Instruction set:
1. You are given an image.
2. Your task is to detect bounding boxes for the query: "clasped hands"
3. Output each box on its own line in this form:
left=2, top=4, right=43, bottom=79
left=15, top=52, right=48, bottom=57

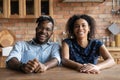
left=77, top=63, right=100, bottom=74
left=21, top=58, right=47, bottom=73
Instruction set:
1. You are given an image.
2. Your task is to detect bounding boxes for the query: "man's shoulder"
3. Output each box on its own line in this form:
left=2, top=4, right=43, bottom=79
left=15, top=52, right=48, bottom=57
left=15, top=40, right=32, bottom=45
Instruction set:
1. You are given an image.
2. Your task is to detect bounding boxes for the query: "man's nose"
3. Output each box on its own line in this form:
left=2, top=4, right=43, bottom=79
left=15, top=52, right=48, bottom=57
left=41, top=29, right=47, bottom=33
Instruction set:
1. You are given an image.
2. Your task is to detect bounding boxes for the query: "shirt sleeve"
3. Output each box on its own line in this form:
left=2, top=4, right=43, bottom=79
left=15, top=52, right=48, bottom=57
left=50, top=43, right=61, bottom=65
left=96, top=39, right=103, bottom=48
left=6, top=41, right=24, bottom=62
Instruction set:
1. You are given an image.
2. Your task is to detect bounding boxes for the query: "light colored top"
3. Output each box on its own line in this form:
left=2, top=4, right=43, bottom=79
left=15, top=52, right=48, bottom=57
left=6, top=39, right=61, bottom=64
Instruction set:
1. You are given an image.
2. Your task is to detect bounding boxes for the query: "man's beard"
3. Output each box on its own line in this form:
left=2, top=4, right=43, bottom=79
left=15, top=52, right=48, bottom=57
left=34, top=36, right=50, bottom=44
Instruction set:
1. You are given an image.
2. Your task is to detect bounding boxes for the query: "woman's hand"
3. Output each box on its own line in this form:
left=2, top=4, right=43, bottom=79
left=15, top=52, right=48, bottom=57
left=79, top=63, right=100, bottom=74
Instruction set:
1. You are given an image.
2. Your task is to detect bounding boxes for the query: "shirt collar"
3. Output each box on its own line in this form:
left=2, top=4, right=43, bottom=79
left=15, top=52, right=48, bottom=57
left=30, top=38, right=52, bottom=48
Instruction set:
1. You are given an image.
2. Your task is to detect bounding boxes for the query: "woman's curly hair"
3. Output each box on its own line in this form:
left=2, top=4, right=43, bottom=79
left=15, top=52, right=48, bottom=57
left=66, top=14, right=96, bottom=39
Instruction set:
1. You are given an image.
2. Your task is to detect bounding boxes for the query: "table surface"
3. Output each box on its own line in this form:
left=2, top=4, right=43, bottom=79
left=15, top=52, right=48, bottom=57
left=0, top=65, right=120, bottom=80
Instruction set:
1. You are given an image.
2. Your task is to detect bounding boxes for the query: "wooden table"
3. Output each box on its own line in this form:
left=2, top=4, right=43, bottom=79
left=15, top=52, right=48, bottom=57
left=0, top=65, right=120, bottom=80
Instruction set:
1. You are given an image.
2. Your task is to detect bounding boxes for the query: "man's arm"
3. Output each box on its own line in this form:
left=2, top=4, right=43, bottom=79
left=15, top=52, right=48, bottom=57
left=7, top=58, right=38, bottom=73
left=44, top=58, right=59, bottom=70
left=34, top=58, right=58, bottom=73
left=6, top=57, right=22, bottom=70
left=34, top=43, right=61, bottom=73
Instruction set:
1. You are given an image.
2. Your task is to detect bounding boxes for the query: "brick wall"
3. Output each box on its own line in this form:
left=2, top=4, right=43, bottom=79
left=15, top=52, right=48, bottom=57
left=53, top=0, right=120, bottom=41
left=0, top=0, right=120, bottom=42
left=0, top=19, right=36, bottom=42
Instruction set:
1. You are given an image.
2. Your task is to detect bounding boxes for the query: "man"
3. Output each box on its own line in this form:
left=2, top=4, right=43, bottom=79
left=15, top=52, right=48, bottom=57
left=6, top=15, right=61, bottom=73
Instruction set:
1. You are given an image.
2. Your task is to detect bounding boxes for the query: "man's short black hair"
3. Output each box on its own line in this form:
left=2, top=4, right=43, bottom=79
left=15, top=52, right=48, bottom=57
left=36, top=15, right=54, bottom=26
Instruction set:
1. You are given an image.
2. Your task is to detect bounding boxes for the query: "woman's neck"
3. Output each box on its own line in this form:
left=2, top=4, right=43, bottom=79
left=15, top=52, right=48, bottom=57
left=77, top=38, right=88, bottom=48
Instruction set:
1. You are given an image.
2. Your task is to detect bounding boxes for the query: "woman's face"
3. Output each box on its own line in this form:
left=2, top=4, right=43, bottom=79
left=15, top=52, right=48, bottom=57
left=73, top=18, right=90, bottom=39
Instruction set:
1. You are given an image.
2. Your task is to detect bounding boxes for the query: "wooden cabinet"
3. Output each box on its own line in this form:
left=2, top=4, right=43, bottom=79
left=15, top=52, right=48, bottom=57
left=107, top=47, right=120, bottom=64
left=0, top=0, right=53, bottom=18
left=0, top=48, right=6, bottom=68
left=98, top=47, right=120, bottom=64
left=0, top=56, right=6, bottom=68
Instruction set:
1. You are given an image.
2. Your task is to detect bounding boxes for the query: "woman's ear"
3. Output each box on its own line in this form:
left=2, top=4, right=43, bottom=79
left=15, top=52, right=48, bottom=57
left=88, top=26, right=90, bottom=32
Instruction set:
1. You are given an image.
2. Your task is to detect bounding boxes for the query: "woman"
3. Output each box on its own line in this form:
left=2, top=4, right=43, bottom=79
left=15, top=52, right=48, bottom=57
left=61, top=14, right=115, bottom=74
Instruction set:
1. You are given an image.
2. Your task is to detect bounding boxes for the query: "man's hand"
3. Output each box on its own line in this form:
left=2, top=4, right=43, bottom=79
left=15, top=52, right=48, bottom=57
left=21, top=59, right=38, bottom=73
left=21, top=58, right=48, bottom=73
left=34, top=59, right=47, bottom=73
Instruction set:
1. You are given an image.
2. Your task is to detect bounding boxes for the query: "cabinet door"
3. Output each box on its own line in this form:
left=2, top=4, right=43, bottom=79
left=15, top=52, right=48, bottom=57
left=0, top=0, right=3, bottom=17
left=0, top=0, right=53, bottom=18
left=0, top=0, right=8, bottom=18
left=8, top=0, right=19, bottom=18
left=0, top=56, right=7, bottom=68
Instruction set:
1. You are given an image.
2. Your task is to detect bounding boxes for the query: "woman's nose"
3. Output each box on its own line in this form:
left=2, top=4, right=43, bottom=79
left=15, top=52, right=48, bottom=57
left=78, top=26, right=83, bottom=30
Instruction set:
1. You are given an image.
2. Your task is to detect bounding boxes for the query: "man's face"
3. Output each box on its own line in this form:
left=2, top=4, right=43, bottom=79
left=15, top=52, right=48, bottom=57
left=35, top=21, right=53, bottom=44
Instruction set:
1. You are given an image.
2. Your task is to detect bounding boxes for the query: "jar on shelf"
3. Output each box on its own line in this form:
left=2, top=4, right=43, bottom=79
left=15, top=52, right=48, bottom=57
left=115, top=34, right=120, bottom=47
left=105, top=36, right=110, bottom=47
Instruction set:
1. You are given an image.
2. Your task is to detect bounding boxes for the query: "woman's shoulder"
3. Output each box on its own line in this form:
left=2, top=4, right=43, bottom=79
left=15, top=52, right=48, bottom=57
left=62, top=38, right=75, bottom=45
left=15, top=41, right=26, bottom=45
left=90, top=39, right=103, bottom=47
left=90, top=39, right=101, bottom=42
left=91, top=39, right=102, bottom=43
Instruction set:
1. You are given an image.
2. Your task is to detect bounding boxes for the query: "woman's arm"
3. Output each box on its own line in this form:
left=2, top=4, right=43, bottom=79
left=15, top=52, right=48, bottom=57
left=61, top=41, right=83, bottom=70
left=78, top=44, right=115, bottom=74
left=96, top=44, right=116, bottom=70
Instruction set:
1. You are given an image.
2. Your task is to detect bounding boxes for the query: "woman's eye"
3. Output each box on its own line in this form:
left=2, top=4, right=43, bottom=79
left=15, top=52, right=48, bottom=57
left=74, top=25, right=79, bottom=28
left=82, top=25, right=85, bottom=27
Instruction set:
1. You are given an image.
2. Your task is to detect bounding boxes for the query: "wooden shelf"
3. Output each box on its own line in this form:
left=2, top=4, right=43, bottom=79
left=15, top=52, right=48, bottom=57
left=107, top=47, right=120, bottom=51
left=62, top=0, right=105, bottom=2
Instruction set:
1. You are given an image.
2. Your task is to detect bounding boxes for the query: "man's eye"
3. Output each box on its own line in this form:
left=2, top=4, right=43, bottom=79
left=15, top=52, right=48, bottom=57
left=37, top=27, right=42, bottom=29
left=46, top=28, right=52, bottom=31
left=37, top=26, right=52, bottom=31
